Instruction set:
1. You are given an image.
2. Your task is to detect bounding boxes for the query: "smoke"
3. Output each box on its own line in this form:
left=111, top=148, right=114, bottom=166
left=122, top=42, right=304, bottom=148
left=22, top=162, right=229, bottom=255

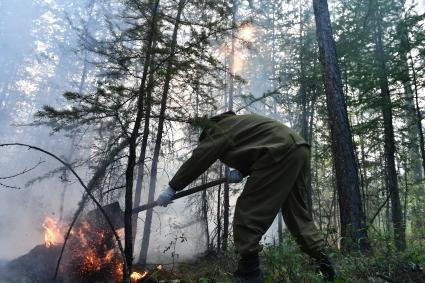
left=0, top=145, right=84, bottom=261
left=0, top=0, right=286, bottom=272
left=132, top=164, right=209, bottom=264
left=0, top=0, right=92, bottom=263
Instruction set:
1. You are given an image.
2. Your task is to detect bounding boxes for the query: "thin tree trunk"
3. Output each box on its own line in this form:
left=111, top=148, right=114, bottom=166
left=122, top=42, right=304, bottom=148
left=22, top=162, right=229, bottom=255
left=202, top=173, right=210, bottom=249
left=314, top=135, right=323, bottom=230
left=222, top=0, right=238, bottom=252
left=132, top=48, right=157, bottom=249
left=217, top=165, right=222, bottom=252
left=306, top=95, right=316, bottom=217
left=298, top=0, right=313, bottom=216
left=373, top=1, right=405, bottom=251
left=312, top=0, right=369, bottom=251
left=352, top=113, right=367, bottom=222
left=123, top=0, right=161, bottom=275
left=299, top=1, right=308, bottom=142
left=360, top=126, right=369, bottom=219
left=222, top=170, right=230, bottom=250
left=331, top=165, right=338, bottom=245
left=398, top=19, right=424, bottom=238
left=271, top=2, right=279, bottom=120
left=269, top=2, right=284, bottom=241
left=408, top=51, right=425, bottom=236
left=139, top=0, right=185, bottom=265
left=408, top=51, right=425, bottom=174
left=402, top=153, right=409, bottom=230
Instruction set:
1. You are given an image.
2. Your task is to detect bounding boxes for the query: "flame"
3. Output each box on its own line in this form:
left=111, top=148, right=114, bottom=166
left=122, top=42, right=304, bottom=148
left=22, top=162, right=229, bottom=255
left=42, top=217, right=63, bottom=247
left=61, top=219, right=124, bottom=281
left=131, top=271, right=148, bottom=282
left=41, top=215, right=126, bottom=281
left=104, top=249, right=114, bottom=262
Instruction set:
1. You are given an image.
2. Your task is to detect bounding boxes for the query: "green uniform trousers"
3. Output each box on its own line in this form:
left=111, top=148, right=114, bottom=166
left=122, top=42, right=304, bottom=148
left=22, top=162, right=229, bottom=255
left=233, top=145, right=324, bottom=258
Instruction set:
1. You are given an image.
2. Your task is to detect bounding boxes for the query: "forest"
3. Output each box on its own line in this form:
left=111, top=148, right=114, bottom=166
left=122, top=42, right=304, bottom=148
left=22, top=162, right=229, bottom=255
left=0, top=0, right=424, bottom=282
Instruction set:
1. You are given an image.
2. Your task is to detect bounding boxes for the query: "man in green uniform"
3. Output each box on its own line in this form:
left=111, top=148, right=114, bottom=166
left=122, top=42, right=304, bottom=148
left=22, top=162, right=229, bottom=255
left=156, top=111, right=337, bottom=282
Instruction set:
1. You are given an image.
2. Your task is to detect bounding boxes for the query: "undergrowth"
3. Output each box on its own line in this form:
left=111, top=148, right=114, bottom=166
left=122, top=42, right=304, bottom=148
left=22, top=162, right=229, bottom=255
left=150, top=232, right=425, bottom=283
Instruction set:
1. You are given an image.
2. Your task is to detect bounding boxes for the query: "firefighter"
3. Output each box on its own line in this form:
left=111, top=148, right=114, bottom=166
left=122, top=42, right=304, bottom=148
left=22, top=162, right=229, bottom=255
left=156, top=111, right=337, bottom=282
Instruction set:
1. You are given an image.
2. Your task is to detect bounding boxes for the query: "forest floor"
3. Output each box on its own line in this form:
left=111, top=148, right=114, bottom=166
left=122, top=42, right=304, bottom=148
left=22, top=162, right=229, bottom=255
left=0, top=234, right=423, bottom=282
left=140, top=235, right=425, bottom=283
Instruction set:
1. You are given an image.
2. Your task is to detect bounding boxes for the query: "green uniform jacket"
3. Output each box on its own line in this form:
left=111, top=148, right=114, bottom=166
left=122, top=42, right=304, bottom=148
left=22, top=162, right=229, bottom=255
left=169, top=114, right=308, bottom=191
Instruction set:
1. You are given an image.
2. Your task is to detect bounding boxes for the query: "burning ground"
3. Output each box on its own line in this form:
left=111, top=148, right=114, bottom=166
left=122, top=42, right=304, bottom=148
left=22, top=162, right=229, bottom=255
left=0, top=193, right=423, bottom=283
left=0, top=215, right=424, bottom=283
left=0, top=215, right=167, bottom=283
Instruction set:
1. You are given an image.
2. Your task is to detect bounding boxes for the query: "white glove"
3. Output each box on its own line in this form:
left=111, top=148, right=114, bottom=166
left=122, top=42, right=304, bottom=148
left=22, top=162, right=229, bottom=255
left=227, top=169, right=244, bottom=183
left=156, top=186, right=176, bottom=207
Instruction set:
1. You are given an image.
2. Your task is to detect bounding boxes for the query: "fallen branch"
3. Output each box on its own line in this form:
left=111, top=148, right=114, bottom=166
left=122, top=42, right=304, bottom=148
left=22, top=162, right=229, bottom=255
left=0, top=143, right=130, bottom=283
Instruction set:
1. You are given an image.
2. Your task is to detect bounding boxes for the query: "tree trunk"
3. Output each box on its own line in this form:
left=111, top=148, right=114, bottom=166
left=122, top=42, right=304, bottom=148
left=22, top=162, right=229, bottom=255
left=132, top=47, right=157, bottom=249
left=123, top=0, right=161, bottom=275
left=312, top=0, right=369, bottom=251
left=217, top=165, right=222, bottom=252
left=314, top=133, right=323, bottom=230
left=201, top=173, right=210, bottom=249
left=271, top=2, right=279, bottom=120
left=359, top=124, right=369, bottom=219
left=398, top=19, right=424, bottom=238
left=222, top=0, right=238, bottom=252
left=408, top=51, right=425, bottom=174
left=222, top=172, right=230, bottom=251
left=408, top=52, right=425, bottom=236
left=298, top=0, right=313, bottom=216
left=373, top=2, right=405, bottom=251
left=402, top=152, right=409, bottom=231
left=138, top=0, right=185, bottom=265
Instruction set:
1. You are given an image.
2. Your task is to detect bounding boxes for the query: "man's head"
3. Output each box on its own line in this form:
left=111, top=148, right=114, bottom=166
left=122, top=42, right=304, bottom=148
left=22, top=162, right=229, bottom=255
left=191, top=111, right=236, bottom=141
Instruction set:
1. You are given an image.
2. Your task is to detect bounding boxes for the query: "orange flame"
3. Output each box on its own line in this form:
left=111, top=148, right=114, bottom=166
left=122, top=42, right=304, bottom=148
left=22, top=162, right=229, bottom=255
left=40, top=215, right=127, bottom=281
left=42, top=217, right=63, bottom=247
left=130, top=271, right=148, bottom=282
left=64, top=219, right=125, bottom=281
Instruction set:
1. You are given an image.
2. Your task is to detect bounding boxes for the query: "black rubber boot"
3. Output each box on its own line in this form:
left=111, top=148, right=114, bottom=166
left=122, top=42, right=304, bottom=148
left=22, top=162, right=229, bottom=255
left=312, top=251, right=338, bottom=282
left=233, top=254, right=264, bottom=283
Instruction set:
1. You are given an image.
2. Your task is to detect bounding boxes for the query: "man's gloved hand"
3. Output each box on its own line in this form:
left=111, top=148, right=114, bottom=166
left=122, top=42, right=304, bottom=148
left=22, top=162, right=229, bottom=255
left=227, top=169, right=244, bottom=183
left=156, top=186, right=176, bottom=207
